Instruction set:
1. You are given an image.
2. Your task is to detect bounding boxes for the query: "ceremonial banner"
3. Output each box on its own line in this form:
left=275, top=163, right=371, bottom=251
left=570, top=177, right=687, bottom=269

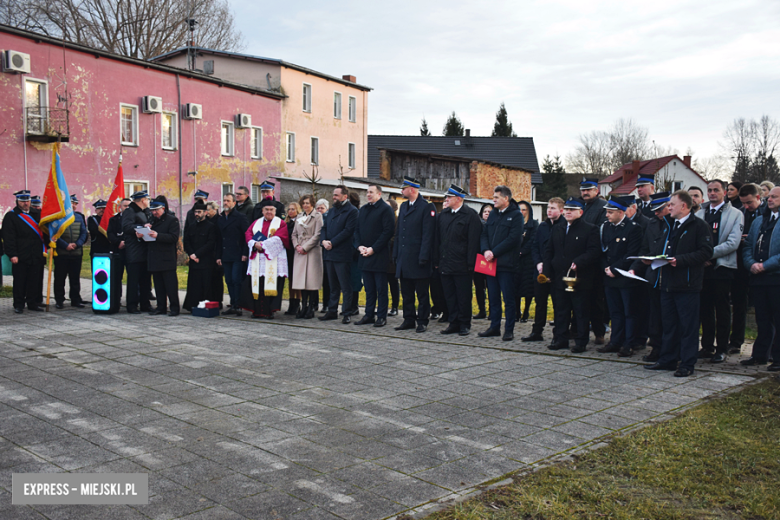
left=39, top=143, right=74, bottom=246
left=99, top=162, right=125, bottom=236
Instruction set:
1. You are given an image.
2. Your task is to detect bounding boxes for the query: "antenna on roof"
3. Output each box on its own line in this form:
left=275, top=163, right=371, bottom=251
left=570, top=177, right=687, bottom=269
left=186, top=18, right=198, bottom=71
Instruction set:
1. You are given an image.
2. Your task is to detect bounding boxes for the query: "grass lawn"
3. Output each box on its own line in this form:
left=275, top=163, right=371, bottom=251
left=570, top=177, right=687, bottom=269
left=417, top=377, right=780, bottom=520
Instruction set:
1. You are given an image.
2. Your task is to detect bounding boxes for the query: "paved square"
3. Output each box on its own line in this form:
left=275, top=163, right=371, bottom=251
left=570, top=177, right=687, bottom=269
left=0, top=288, right=756, bottom=519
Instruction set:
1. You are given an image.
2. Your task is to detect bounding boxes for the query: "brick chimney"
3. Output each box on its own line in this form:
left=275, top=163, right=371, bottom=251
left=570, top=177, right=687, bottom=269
left=632, top=160, right=641, bottom=177
left=683, top=155, right=692, bottom=168
left=465, top=129, right=471, bottom=137
left=342, top=75, right=356, bottom=83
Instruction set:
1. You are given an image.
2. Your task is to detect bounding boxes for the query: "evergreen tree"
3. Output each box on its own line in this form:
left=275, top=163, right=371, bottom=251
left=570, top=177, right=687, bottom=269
left=537, top=155, right=568, bottom=201
left=442, top=112, right=465, bottom=137
left=732, top=153, right=752, bottom=184
left=491, top=102, right=517, bottom=137
left=420, top=117, right=431, bottom=136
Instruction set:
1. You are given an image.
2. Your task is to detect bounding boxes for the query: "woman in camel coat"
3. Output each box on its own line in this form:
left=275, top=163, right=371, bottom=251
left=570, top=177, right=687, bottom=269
left=291, top=194, right=323, bottom=318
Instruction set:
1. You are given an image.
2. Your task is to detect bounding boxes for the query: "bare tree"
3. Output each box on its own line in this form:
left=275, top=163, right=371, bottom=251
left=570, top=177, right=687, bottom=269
left=565, top=130, right=613, bottom=175
left=1, top=0, right=244, bottom=59
left=609, top=118, right=650, bottom=168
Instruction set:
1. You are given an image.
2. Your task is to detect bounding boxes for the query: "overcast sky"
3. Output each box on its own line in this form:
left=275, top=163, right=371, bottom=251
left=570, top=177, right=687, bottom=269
left=231, top=0, right=780, bottom=166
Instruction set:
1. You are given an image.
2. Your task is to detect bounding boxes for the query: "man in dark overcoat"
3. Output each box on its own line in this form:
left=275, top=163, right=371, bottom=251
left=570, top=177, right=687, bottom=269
left=354, top=184, right=395, bottom=327
left=319, top=185, right=359, bottom=324
left=578, top=177, right=608, bottom=345
left=543, top=197, right=601, bottom=353
left=393, top=176, right=437, bottom=333
left=218, top=193, right=249, bottom=316
left=2, top=190, right=46, bottom=313
left=183, top=201, right=217, bottom=311
left=435, top=185, right=482, bottom=336
left=146, top=200, right=181, bottom=316
left=122, top=190, right=153, bottom=314
left=107, top=198, right=130, bottom=311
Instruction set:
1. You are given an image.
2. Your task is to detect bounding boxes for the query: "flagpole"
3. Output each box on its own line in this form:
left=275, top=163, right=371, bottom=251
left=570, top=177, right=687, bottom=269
left=44, top=141, right=60, bottom=312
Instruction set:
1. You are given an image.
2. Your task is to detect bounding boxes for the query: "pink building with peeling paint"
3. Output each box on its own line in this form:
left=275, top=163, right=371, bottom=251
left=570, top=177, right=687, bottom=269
left=0, top=25, right=283, bottom=220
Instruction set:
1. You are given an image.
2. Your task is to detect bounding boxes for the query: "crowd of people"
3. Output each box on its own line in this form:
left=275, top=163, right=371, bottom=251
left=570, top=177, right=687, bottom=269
left=2, top=176, right=779, bottom=377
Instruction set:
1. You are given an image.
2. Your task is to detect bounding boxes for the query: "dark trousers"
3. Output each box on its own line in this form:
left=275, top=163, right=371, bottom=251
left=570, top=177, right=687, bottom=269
left=749, top=284, right=780, bottom=363
left=321, top=264, right=330, bottom=310
left=36, top=262, right=45, bottom=305
left=605, top=286, right=635, bottom=348
left=473, top=272, right=487, bottom=313
left=553, top=288, right=590, bottom=348
left=632, top=284, right=650, bottom=346
left=532, top=278, right=553, bottom=335
left=388, top=275, right=399, bottom=309
left=700, top=277, right=732, bottom=354
left=589, top=277, right=607, bottom=338
left=430, top=268, right=446, bottom=315
left=441, top=273, right=473, bottom=331
left=152, top=270, right=180, bottom=313
left=126, top=261, right=152, bottom=311
left=110, top=255, right=124, bottom=311
left=658, top=291, right=700, bottom=371
left=184, top=268, right=213, bottom=311
left=730, top=270, right=750, bottom=348
left=400, top=277, right=430, bottom=325
left=12, top=260, right=43, bottom=309
left=53, top=255, right=83, bottom=305
left=325, top=260, right=352, bottom=314
left=487, top=270, right=516, bottom=333
left=223, top=261, right=244, bottom=308
left=363, top=270, right=388, bottom=319
left=648, top=288, right=663, bottom=348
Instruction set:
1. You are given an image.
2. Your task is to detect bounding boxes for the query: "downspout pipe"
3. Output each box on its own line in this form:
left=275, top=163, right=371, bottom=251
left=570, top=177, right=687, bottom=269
left=176, top=74, right=183, bottom=224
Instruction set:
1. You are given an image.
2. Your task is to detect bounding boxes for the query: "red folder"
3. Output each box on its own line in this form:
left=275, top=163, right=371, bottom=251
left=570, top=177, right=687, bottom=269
left=204, top=301, right=219, bottom=309
left=474, top=254, right=496, bottom=276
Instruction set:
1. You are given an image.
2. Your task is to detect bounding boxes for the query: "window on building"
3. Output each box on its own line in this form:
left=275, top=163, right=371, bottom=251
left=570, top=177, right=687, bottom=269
left=251, top=184, right=261, bottom=202
left=348, top=142, right=356, bottom=169
left=348, top=96, right=356, bottom=122
left=333, top=92, right=342, bottom=119
left=302, top=83, right=312, bottom=112
left=161, top=112, right=176, bottom=150
left=286, top=132, right=295, bottom=162
left=221, top=121, right=234, bottom=156
left=251, top=127, right=263, bottom=159
left=311, top=137, right=319, bottom=165
left=25, top=79, right=48, bottom=134
left=222, top=183, right=234, bottom=198
left=124, top=181, right=148, bottom=196
left=120, top=104, right=138, bottom=146
left=672, top=181, right=683, bottom=192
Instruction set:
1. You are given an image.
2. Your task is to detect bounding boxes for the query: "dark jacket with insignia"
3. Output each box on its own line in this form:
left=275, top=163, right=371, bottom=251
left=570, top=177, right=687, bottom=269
left=121, top=202, right=150, bottom=264
left=355, top=198, right=395, bottom=272
left=581, top=197, right=608, bottom=226
left=147, top=211, right=180, bottom=272
left=650, top=214, right=713, bottom=292
left=184, top=218, right=217, bottom=270
left=628, top=212, right=652, bottom=232
left=87, top=215, right=112, bottom=255
left=600, top=217, right=643, bottom=288
left=107, top=212, right=125, bottom=259
left=394, top=197, right=436, bottom=279
left=543, top=217, right=601, bottom=291
left=321, top=200, right=358, bottom=263
left=217, top=209, right=250, bottom=263
left=480, top=201, right=523, bottom=272
left=434, top=204, right=482, bottom=275
left=2, top=207, right=45, bottom=264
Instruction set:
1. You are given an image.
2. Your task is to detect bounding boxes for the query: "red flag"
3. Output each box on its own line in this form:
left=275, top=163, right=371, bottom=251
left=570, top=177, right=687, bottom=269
left=99, top=162, right=125, bottom=236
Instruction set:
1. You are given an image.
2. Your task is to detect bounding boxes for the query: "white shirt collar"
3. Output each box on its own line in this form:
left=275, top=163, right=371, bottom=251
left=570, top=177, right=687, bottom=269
left=675, top=213, right=691, bottom=226
left=710, top=201, right=725, bottom=212
left=451, top=205, right=461, bottom=213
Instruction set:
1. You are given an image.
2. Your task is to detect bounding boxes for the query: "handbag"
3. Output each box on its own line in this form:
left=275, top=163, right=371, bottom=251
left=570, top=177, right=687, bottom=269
left=474, top=254, right=496, bottom=276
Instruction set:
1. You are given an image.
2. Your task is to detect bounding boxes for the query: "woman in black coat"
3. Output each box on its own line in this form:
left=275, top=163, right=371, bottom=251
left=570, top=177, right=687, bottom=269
left=473, top=203, right=492, bottom=319
left=515, top=200, right=538, bottom=322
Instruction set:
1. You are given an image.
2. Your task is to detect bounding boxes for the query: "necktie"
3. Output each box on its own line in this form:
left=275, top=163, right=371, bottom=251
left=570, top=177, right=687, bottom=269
left=673, top=221, right=681, bottom=233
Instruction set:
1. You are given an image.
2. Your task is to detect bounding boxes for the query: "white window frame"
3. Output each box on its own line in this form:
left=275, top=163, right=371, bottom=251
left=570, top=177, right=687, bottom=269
left=671, top=181, right=683, bottom=192
left=251, top=184, right=261, bottom=202
left=222, top=183, right=235, bottom=198
left=286, top=132, right=296, bottom=162
left=24, top=78, right=48, bottom=135
left=161, top=111, right=177, bottom=150
left=250, top=126, right=263, bottom=159
left=333, top=91, right=342, bottom=119
left=120, top=103, right=139, bottom=146
left=302, top=83, right=312, bottom=113
left=310, top=136, right=319, bottom=166
left=348, top=96, right=357, bottom=123
left=348, top=142, right=356, bottom=169
left=221, top=120, right=235, bottom=156
left=124, top=180, right=149, bottom=196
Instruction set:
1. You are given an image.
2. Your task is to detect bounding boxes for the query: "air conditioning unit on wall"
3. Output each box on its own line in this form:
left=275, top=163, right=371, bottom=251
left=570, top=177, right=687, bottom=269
left=184, top=103, right=202, bottom=120
left=236, top=113, right=251, bottom=128
left=2, top=50, right=31, bottom=74
left=143, top=96, right=162, bottom=114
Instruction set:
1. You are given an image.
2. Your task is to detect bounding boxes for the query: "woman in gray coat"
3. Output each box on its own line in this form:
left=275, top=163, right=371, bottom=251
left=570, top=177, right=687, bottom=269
left=291, top=194, right=324, bottom=318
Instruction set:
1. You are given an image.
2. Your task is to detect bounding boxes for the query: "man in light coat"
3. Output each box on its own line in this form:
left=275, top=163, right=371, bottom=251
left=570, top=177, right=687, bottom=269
left=695, top=179, right=744, bottom=363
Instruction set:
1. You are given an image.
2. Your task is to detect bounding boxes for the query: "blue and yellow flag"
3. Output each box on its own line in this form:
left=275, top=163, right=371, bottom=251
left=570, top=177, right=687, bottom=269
left=40, top=143, right=74, bottom=247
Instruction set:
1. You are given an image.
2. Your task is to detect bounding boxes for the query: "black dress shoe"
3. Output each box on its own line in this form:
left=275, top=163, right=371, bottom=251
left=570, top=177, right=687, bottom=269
left=388, top=308, right=398, bottom=316
left=618, top=348, right=633, bottom=358
left=374, top=318, right=387, bottom=327
left=72, top=302, right=85, bottom=308
left=235, top=310, right=243, bottom=317
left=459, top=328, right=470, bottom=336
left=473, top=311, right=486, bottom=320
left=644, top=362, right=677, bottom=371
left=319, top=312, right=338, bottom=321
left=632, top=340, right=648, bottom=351
left=27, top=306, right=44, bottom=312
left=519, top=317, right=528, bottom=323
left=767, top=363, right=780, bottom=372
left=478, top=328, right=500, bottom=338
left=222, top=308, right=237, bottom=315
left=597, top=343, right=621, bottom=353
left=711, top=353, right=727, bottom=364
left=416, top=324, right=427, bottom=333
left=127, top=308, right=141, bottom=314
left=674, top=367, right=694, bottom=377
left=740, top=357, right=767, bottom=366
left=150, top=309, right=166, bottom=316
left=728, top=346, right=741, bottom=355
left=548, top=342, right=569, bottom=350
left=13, top=307, right=23, bottom=314
left=55, top=303, right=65, bottom=309
left=440, top=326, right=459, bottom=335
left=342, top=315, right=351, bottom=324
left=521, top=333, right=543, bottom=342
left=642, top=350, right=660, bottom=362
left=438, top=315, right=449, bottom=323
left=431, top=312, right=442, bottom=320
left=394, top=321, right=416, bottom=331
left=570, top=346, right=586, bottom=353
left=168, top=311, right=179, bottom=317
left=697, top=349, right=715, bottom=359
left=502, top=332, right=514, bottom=341
left=354, top=316, right=375, bottom=325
